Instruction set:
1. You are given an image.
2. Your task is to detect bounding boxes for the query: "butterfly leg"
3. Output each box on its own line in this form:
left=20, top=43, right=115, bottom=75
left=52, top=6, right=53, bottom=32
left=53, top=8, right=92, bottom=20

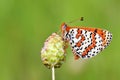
left=72, top=49, right=80, bottom=60
left=63, top=41, right=69, bottom=54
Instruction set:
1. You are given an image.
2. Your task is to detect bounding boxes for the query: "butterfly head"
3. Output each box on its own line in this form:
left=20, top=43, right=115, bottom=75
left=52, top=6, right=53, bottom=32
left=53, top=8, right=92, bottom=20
left=61, top=22, right=67, bottom=31
left=61, top=22, right=70, bottom=32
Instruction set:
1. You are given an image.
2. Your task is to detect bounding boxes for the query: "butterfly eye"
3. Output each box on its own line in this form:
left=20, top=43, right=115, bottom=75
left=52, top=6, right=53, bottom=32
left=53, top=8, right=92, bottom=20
left=61, top=23, right=67, bottom=31
left=63, top=25, right=67, bottom=30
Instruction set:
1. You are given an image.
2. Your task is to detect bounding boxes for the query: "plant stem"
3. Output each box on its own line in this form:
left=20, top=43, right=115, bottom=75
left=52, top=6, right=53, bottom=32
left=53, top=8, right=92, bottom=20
left=52, top=66, right=55, bottom=80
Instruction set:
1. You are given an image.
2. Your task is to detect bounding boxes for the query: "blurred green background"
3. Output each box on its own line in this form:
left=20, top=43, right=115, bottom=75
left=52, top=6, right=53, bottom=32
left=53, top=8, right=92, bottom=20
left=0, top=0, right=120, bottom=80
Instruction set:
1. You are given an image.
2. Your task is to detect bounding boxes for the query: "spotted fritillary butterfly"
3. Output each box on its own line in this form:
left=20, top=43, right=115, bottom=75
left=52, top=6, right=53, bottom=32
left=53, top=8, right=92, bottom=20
left=61, top=23, right=112, bottom=59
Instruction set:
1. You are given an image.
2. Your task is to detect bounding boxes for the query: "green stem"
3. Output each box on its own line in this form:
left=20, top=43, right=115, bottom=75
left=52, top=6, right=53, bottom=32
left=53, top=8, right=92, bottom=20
left=52, top=66, right=55, bottom=80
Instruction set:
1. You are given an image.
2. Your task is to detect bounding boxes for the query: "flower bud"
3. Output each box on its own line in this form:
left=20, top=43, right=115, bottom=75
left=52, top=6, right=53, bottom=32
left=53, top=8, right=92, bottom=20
left=41, top=33, right=66, bottom=69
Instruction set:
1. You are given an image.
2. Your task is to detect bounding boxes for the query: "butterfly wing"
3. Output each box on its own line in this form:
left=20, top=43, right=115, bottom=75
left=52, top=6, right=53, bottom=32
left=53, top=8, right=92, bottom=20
left=63, top=27, right=112, bottom=59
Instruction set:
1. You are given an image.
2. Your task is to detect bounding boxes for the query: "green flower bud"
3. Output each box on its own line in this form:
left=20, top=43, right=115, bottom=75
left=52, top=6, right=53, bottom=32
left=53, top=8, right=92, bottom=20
left=41, top=33, right=66, bottom=69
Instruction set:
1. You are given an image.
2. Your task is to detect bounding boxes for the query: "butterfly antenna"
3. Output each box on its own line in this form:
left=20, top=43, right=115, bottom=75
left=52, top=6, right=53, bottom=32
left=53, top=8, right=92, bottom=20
left=68, top=17, right=84, bottom=24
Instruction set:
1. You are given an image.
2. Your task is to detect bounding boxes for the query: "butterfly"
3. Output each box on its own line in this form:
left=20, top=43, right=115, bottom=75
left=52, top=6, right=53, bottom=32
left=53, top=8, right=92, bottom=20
left=61, top=23, right=112, bottom=60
